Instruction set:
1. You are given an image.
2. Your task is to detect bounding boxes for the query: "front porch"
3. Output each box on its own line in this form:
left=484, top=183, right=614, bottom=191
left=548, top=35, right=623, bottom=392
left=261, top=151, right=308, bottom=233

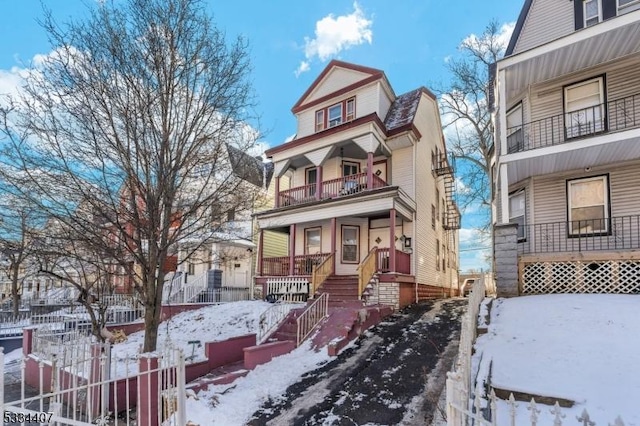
left=494, top=216, right=640, bottom=297
left=255, top=208, right=415, bottom=305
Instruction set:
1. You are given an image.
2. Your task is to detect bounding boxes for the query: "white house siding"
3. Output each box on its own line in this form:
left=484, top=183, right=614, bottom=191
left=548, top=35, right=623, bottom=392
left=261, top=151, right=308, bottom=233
left=292, top=218, right=369, bottom=275
left=512, top=0, right=574, bottom=55
left=391, top=146, right=414, bottom=198
left=528, top=56, right=640, bottom=125
left=296, top=83, right=381, bottom=138
left=531, top=160, right=640, bottom=226
left=305, top=67, right=371, bottom=103
left=410, top=95, right=454, bottom=288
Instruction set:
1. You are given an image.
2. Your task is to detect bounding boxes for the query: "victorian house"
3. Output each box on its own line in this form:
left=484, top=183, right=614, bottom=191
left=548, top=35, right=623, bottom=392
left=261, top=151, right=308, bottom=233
left=254, top=61, right=460, bottom=308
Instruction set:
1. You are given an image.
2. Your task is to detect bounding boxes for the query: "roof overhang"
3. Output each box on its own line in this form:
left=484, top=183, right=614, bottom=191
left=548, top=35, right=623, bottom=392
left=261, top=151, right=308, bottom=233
left=499, top=10, right=640, bottom=99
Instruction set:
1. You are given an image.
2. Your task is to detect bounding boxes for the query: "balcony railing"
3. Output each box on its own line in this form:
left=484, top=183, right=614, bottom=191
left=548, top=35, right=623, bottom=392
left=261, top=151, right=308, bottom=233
left=261, top=253, right=332, bottom=276
left=518, top=215, right=640, bottom=254
left=506, top=92, right=640, bottom=154
left=376, top=248, right=411, bottom=274
left=278, top=173, right=389, bottom=208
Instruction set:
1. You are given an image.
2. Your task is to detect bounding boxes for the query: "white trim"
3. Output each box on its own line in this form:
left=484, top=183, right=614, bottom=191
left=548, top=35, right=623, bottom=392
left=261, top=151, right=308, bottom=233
left=567, top=175, right=610, bottom=235
left=584, top=0, right=602, bottom=27
left=500, top=125, right=640, bottom=164
left=498, top=70, right=508, bottom=157
left=618, top=0, right=640, bottom=11
left=499, top=163, right=510, bottom=224
left=498, top=8, right=640, bottom=69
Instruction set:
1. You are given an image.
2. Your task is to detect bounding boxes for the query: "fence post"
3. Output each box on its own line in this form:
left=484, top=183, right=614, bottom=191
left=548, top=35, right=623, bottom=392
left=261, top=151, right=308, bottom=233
left=175, top=350, right=187, bottom=426
left=138, top=354, right=160, bottom=426
left=88, top=344, right=104, bottom=420
left=22, top=326, right=36, bottom=356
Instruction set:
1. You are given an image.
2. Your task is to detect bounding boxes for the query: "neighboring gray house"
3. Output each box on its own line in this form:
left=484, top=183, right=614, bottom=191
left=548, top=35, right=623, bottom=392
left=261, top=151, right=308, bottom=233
left=492, top=0, right=640, bottom=296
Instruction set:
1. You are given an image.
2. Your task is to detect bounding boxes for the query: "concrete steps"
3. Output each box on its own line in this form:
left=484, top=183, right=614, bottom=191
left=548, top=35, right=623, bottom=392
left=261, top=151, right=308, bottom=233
left=317, top=275, right=360, bottom=301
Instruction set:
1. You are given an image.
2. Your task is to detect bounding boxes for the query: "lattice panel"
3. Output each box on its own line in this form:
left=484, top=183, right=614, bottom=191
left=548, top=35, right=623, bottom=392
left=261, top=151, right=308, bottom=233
left=522, top=259, right=640, bottom=294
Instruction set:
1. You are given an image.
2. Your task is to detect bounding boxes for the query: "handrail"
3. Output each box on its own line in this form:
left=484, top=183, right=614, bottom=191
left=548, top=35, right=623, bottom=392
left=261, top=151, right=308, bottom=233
left=168, top=272, right=207, bottom=304
left=256, top=302, right=297, bottom=344
left=357, top=247, right=378, bottom=299
left=310, top=252, right=334, bottom=297
left=296, top=292, right=329, bottom=346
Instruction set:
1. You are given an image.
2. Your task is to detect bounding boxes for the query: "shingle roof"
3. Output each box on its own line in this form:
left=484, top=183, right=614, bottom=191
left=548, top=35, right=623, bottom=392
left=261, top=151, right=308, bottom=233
left=226, top=144, right=272, bottom=189
left=384, top=89, right=423, bottom=131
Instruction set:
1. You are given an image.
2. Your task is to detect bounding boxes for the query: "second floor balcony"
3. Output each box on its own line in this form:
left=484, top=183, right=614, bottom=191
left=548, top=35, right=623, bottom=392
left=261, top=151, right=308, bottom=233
left=277, top=172, right=389, bottom=208
left=506, top=92, right=640, bottom=154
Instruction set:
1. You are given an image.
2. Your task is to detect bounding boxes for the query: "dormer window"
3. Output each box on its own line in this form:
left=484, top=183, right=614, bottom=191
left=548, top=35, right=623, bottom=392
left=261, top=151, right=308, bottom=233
left=315, top=97, right=356, bottom=132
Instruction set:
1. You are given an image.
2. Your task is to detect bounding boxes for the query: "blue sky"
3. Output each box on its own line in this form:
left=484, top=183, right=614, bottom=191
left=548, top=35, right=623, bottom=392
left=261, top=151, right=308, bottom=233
left=0, top=0, right=523, bottom=273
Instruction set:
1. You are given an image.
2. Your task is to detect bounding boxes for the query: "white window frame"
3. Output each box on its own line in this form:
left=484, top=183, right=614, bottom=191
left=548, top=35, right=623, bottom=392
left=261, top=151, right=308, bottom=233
left=328, top=103, right=343, bottom=128
left=567, top=175, right=609, bottom=236
left=506, top=103, right=524, bottom=153
left=315, top=110, right=325, bottom=132
left=341, top=225, right=359, bottom=263
left=509, top=190, right=526, bottom=241
left=584, top=0, right=602, bottom=27
left=618, top=0, right=640, bottom=11
left=564, top=77, right=605, bottom=139
left=346, top=98, right=355, bottom=121
left=305, top=227, right=322, bottom=255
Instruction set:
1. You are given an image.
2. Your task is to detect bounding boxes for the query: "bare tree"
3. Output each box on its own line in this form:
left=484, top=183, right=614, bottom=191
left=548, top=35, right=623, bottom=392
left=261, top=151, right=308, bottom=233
left=0, top=198, right=39, bottom=318
left=437, top=21, right=509, bottom=229
left=0, top=0, right=260, bottom=351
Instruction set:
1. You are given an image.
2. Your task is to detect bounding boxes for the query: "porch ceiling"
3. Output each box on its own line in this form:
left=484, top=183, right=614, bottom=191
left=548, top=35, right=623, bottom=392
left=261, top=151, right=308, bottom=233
left=504, top=130, right=640, bottom=183
left=502, top=12, right=640, bottom=99
left=287, top=140, right=388, bottom=169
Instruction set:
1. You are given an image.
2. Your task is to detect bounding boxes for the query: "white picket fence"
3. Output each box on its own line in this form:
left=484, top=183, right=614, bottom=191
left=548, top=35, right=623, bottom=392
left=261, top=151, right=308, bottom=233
left=2, top=336, right=187, bottom=425
left=266, top=277, right=309, bottom=302
left=446, top=273, right=627, bottom=425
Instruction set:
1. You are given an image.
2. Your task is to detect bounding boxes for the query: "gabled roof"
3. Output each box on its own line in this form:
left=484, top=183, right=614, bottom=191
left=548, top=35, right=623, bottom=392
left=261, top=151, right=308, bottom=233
left=291, top=60, right=390, bottom=114
left=226, top=144, right=273, bottom=189
left=384, top=87, right=436, bottom=134
left=505, top=0, right=533, bottom=56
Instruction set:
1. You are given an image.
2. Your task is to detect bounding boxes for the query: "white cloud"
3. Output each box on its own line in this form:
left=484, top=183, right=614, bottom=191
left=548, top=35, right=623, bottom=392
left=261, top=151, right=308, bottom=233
left=461, top=22, right=515, bottom=54
left=294, top=61, right=310, bottom=78
left=458, top=227, right=490, bottom=248
left=295, top=2, right=373, bottom=76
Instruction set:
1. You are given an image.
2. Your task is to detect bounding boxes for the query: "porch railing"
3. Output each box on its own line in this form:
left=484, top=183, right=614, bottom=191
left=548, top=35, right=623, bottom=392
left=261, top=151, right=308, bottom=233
left=358, top=247, right=378, bottom=299
left=506, top=92, right=640, bottom=153
left=376, top=248, right=411, bottom=274
left=278, top=173, right=389, bottom=207
left=310, top=253, right=334, bottom=296
left=296, top=292, right=329, bottom=346
left=256, top=302, right=297, bottom=344
left=261, top=253, right=332, bottom=277
left=518, top=215, right=640, bottom=254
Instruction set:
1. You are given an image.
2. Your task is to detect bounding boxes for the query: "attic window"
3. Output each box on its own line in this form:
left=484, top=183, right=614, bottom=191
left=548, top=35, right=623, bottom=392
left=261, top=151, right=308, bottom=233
left=315, top=97, right=356, bottom=132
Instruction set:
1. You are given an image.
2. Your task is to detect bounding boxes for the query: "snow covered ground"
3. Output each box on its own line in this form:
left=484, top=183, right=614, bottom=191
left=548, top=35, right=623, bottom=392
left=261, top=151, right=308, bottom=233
left=110, top=300, right=275, bottom=376
left=184, top=339, right=333, bottom=425
left=473, top=294, right=640, bottom=425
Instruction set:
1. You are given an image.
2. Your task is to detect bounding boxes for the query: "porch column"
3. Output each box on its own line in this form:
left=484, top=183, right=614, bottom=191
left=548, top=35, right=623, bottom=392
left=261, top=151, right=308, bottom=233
left=289, top=224, right=296, bottom=276
left=367, top=152, right=373, bottom=189
left=389, top=209, right=396, bottom=272
left=331, top=217, right=336, bottom=271
left=258, top=229, right=264, bottom=276
left=274, top=176, right=280, bottom=208
left=499, top=163, right=509, bottom=224
left=316, top=166, right=323, bottom=201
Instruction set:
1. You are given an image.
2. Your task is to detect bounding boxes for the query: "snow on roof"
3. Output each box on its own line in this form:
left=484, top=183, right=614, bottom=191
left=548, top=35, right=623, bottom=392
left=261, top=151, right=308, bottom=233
left=383, top=89, right=422, bottom=131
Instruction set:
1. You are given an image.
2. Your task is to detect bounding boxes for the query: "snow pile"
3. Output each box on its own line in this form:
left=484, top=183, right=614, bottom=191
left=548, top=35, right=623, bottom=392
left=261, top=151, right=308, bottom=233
left=184, top=339, right=332, bottom=425
left=474, top=294, right=640, bottom=424
left=111, top=300, right=272, bottom=374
